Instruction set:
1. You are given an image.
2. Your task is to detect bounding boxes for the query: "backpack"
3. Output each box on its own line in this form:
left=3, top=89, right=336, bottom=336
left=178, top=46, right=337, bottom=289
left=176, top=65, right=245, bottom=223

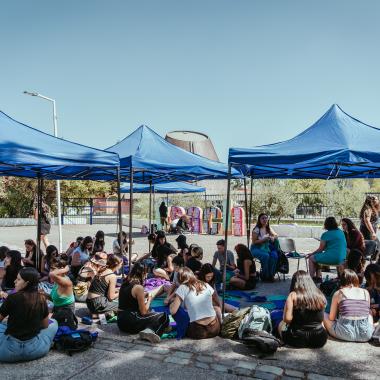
left=220, top=307, right=250, bottom=339
left=52, top=307, right=78, bottom=330
left=241, top=329, right=281, bottom=354
left=276, top=251, right=289, bottom=274
left=238, top=305, right=272, bottom=339
left=54, top=327, right=98, bottom=356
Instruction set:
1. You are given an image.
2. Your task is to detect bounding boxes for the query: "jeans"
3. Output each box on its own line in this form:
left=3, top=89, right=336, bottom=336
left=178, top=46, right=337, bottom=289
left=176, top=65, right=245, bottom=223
left=250, top=245, right=278, bottom=279
left=0, top=319, right=58, bottom=363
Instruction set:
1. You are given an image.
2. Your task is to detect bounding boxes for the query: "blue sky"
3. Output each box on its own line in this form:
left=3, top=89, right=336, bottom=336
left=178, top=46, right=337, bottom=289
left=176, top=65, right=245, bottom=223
left=1, top=0, right=380, bottom=162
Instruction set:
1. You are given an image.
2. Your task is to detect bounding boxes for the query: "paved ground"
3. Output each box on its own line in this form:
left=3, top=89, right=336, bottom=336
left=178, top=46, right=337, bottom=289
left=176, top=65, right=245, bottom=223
left=0, top=224, right=378, bottom=380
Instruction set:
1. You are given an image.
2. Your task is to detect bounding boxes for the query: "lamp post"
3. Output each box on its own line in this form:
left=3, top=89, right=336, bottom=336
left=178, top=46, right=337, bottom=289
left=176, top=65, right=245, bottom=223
left=23, top=91, right=63, bottom=253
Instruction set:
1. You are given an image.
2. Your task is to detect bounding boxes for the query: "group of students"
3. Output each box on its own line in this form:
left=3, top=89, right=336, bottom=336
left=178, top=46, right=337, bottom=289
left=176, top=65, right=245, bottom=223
left=1, top=200, right=380, bottom=363
left=279, top=267, right=378, bottom=348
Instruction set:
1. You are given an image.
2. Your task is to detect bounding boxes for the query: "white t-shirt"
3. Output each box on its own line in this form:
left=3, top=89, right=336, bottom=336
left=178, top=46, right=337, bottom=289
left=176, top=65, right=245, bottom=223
left=175, top=283, right=216, bottom=323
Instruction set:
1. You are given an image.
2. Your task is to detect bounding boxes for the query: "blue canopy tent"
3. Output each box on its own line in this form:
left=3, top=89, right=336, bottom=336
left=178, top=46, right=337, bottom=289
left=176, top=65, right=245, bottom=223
left=120, top=181, right=206, bottom=194
left=107, top=125, right=239, bottom=258
left=220, top=104, right=380, bottom=313
left=0, top=110, right=121, bottom=268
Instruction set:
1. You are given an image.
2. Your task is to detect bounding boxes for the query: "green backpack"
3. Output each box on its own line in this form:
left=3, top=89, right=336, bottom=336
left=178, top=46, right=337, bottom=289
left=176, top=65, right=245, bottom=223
left=220, top=307, right=250, bottom=339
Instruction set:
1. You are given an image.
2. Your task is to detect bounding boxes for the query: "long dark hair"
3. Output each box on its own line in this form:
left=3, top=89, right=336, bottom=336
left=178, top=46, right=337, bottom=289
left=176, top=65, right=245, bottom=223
left=235, top=244, right=252, bottom=262
left=45, top=245, right=58, bottom=269
left=3, top=250, right=23, bottom=288
left=255, top=213, right=271, bottom=234
left=93, top=230, right=105, bottom=253
left=18, top=267, right=46, bottom=317
left=360, top=195, right=379, bottom=220
left=198, top=263, right=215, bottom=288
left=80, top=236, right=93, bottom=252
left=24, top=239, right=37, bottom=255
left=0, top=246, right=9, bottom=261
left=126, top=262, right=146, bottom=286
left=290, top=270, right=326, bottom=310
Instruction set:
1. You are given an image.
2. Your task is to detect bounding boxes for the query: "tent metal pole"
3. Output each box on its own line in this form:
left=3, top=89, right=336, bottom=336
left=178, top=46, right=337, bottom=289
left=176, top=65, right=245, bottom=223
left=149, top=181, right=152, bottom=251
left=243, top=177, right=250, bottom=247
left=222, top=163, right=232, bottom=316
left=249, top=176, right=253, bottom=236
left=129, top=167, right=134, bottom=268
left=36, top=176, right=43, bottom=273
left=116, top=167, right=124, bottom=278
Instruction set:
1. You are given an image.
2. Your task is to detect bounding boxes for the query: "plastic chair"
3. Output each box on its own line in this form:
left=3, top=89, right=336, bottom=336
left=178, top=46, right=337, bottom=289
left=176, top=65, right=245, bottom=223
left=279, top=237, right=309, bottom=273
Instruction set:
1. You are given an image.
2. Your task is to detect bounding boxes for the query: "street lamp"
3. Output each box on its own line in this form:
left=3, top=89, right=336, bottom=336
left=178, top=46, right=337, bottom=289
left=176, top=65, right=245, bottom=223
left=23, top=91, right=63, bottom=252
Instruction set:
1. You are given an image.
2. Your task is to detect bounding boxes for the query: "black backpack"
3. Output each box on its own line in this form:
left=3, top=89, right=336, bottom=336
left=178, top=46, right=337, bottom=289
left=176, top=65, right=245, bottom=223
left=241, top=329, right=282, bottom=355
left=276, top=251, right=289, bottom=274
left=52, top=307, right=78, bottom=330
left=54, top=329, right=97, bottom=356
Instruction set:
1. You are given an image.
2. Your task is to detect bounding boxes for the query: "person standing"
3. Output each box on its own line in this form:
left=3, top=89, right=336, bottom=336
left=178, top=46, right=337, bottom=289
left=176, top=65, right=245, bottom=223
left=33, top=197, right=51, bottom=249
left=159, top=202, right=168, bottom=232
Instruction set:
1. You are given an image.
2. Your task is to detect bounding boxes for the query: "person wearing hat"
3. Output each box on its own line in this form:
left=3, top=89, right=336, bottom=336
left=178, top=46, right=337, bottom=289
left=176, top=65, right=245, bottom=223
left=86, top=254, right=122, bottom=318
left=151, top=231, right=176, bottom=280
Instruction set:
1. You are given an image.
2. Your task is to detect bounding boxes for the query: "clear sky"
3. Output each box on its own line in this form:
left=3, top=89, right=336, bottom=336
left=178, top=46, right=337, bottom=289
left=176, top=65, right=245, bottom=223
left=1, top=0, right=380, bottom=162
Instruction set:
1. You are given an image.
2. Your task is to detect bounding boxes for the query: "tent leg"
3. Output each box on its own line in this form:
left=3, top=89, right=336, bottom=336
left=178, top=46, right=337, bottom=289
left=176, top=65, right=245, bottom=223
left=243, top=178, right=250, bottom=247
left=222, top=164, right=232, bottom=316
left=36, top=176, right=43, bottom=273
left=148, top=181, right=152, bottom=251
left=129, top=167, right=134, bottom=268
left=116, top=168, right=124, bottom=278
left=248, top=177, right=253, bottom=236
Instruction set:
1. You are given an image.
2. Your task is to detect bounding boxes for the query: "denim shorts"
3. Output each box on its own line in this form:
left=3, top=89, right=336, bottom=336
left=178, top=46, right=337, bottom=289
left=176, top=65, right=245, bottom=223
left=333, top=317, right=374, bottom=342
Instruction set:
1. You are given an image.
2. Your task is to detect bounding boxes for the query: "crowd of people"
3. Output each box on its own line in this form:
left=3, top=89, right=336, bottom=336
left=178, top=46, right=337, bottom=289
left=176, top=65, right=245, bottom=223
left=0, top=195, right=379, bottom=363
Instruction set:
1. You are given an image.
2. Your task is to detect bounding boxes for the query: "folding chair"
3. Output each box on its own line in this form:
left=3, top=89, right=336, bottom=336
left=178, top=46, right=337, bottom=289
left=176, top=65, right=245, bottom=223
left=279, top=237, right=309, bottom=273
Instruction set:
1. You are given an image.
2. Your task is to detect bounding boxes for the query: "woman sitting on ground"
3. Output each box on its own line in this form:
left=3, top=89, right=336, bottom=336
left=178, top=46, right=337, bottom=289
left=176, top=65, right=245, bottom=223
left=323, top=269, right=374, bottom=342
left=364, top=263, right=380, bottom=323
left=93, top=230, right=105, bottom=254
left=346, top=249, right=365, bottom=285
left=164, top=255, right=185, bottom=305
left=23, top=239, right=40, bottom=270
left=176, top=234, right=189, bottom=259
left=49, top=258, right=75, bottom=317
left=71, top=236, right=93, bottom=279
left=230, top=244, right=257, bottom=290
left=1, top=250, right=23, bottom=291
left=170, top=267, right=220, bottom=339
left=341, top=218, right=365, bottom=255
left=113, top=231, right=138, bottom=263
left=308, top=217, right=347, bottom=282
left=0, top=246, right=10, bottom=285
left=250, top=213, right=279, bottom=282
left=117, top=262, right=169, bottom=343
left=198, top=263, right=236, bottom=321
left=151, top=231, right=176, bottom=280
left=0, top=267, right=58, bottom=363
left=86, top=254, right=122, bottom=318
left=40, top=245, right=59, bottom=282
left=186, top=245, right=203, bottom=274
left=278, top=270, right=327, bottom=348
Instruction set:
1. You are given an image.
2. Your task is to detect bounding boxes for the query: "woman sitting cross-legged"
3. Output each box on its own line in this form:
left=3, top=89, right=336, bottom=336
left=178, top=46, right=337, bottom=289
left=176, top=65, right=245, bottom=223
left=250, top=213, right=279, bottom=282
left=86, top=254, right=122, bottom=319
left=323, top=269, right=374, bottom=342
left=278, top=270, right=328, bottom=348
left=117, top=262, right=169, bottom=343
left=308, top=216, right=347, bottom=282
left=170, top=267, right=220, bottom=339
left=0, top=267, right=58, bottom=363
left=230, top=244, right=257, bottom=290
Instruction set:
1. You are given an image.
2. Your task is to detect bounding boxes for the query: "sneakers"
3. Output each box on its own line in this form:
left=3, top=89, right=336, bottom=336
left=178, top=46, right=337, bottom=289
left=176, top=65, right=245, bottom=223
left=139, top=328, right=161, bottom=344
